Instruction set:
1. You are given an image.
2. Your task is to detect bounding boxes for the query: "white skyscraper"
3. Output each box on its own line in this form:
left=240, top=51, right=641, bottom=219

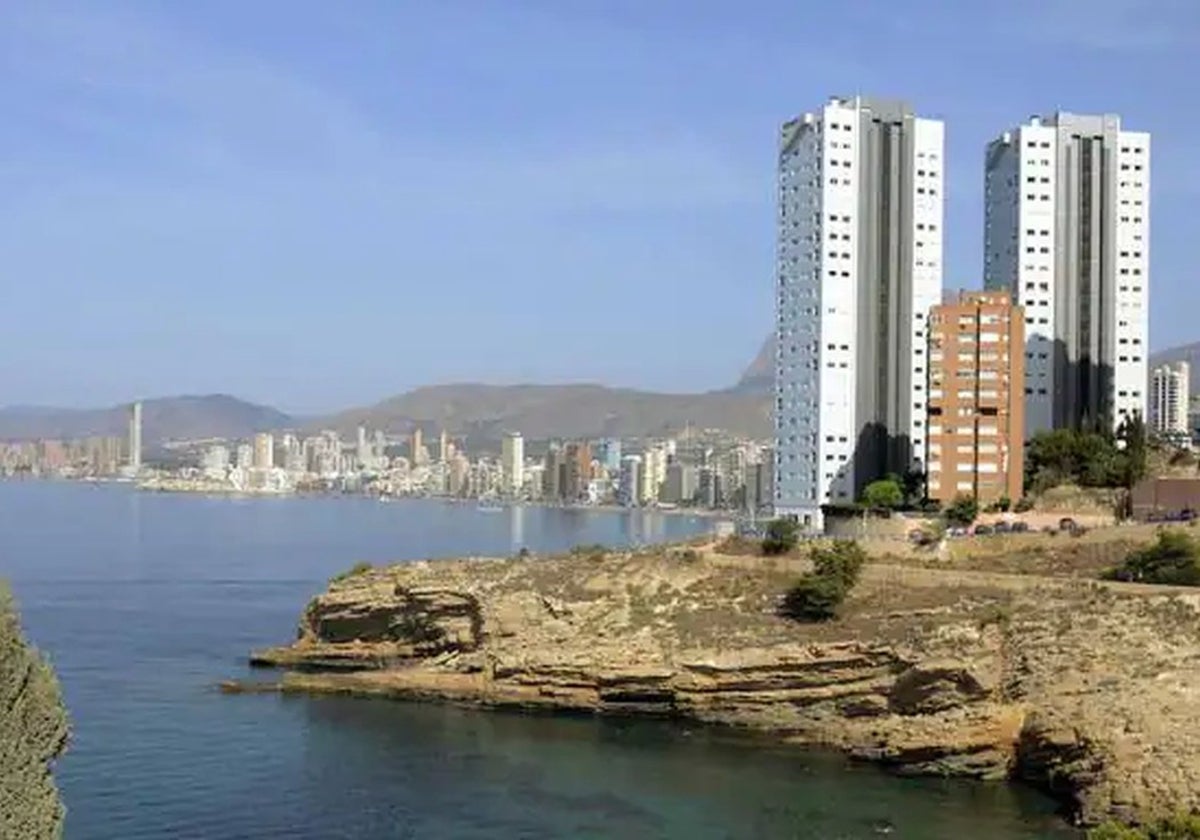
left=1150, top=361, right=1190, bottom=441
left=775, top=96, right=944, bottom=529
left=500, top=432, right=524, bottom=495
left=984, top=112, right=1150, bottom=435
left=127, top=401, right=143, bottom=473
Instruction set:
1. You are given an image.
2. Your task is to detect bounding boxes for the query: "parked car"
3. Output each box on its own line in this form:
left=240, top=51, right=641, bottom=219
left=992, top=521, right=1012, bottom=534
left=1058, top=517, right=1077, bottom=531
left=973, top=524, right=993, bottom=536
left=1183, top=509, right=1198, bottom=522
left=1010, top=521, right=1030, bottom=533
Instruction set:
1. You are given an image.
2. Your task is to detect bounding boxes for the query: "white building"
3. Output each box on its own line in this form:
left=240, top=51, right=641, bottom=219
left=618, top=455, right=642, bottom=506
left=253, top=432, right=275, bottom=470
left=774, top=96, right=944, bottom=529
left=641, top=445, right=667, bottom=504
left=984, top=112, right=1150, bottom=435
left=500, top=432, right=524, bottom=495
left=127, top=401, right=143, bottom=473
left=1150, top=361, right=1190, bottom=442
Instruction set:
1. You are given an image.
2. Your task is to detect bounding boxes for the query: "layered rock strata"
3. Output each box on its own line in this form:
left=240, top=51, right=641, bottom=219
left=244, top=549, right=1200, bottom=826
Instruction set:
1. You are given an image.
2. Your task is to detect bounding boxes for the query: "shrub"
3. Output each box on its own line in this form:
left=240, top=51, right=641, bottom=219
left=861, top=477, right=904, bottom=510
left=331, top=561, right=373, bottom=583
left=1088, top=814, right=1200, bottom=839
left=1103, top=530, right=1200, bottom=586
left=944, top=494, right=979, bottom=527
left=1, top=583, right=69, bottom=839
left=996, top=495, right=1012, bottom=512
left=779, top=540, right=866, bottom=622
left=1014, top=496, right=1035, bottom=513
left=762, top=517, right=801, bottom=556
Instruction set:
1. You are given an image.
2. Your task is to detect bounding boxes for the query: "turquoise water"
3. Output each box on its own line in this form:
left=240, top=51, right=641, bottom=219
left=1, top=482, right=1076, bottom=838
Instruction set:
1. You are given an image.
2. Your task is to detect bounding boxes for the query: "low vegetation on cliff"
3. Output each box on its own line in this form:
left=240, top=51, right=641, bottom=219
left=330, top=561, right=374, bottom=584
left=779, top=539, right=866, bottom=621
left=1102, top=530, right=1200, bottom=586
left=1, top=582, right=69, bottom=839
left=1088, top=814, right=1200, bottom=839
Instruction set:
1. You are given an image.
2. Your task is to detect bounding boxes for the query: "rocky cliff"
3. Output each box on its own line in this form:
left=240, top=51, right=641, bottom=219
left=1, top=582, right=69, bottom=839
left=243, top=547, right=1200, bottom=827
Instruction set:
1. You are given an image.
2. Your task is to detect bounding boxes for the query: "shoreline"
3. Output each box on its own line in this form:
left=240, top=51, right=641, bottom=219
left=224, top=541, right=1200, bottom=828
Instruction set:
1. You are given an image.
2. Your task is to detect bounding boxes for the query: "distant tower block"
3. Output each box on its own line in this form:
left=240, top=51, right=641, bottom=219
left=127, top=402, right=143, bottom=472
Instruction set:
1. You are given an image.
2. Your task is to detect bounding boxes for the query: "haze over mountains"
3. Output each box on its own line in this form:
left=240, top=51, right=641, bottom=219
left=0, top=345, right=776, bottom=445
left=4, top=337, right=1190, bottom=446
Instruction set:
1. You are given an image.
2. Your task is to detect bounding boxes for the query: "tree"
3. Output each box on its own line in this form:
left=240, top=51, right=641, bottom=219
left=996, top=495, right=1012, bottom=513
left=1117, top=410, right=1149, bottom=488
left=861, top=477, right=904, bottom=510
left=901, top=469, right=926, bottom=506
left=762, top=517, right=800, bottom=556
left=778, top=540, right=867, bottom=622
left=1, top=583, right=69, bottom=839
left=1103, top=530, right=1200, bottom=586
left=944, top=494, right=979, bottom=527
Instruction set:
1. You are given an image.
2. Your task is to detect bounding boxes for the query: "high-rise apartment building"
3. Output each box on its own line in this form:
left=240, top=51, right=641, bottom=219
left=127, top=401, right=142, bottom=473
left=1150, top=361, right=1190, bottom=442
left=500, top=432, right=524, bottom=495
left=253, top=432, right=275, bottom=470
left=984, top=112, right=1150, bottom=435
left=775, top=96, right=944, bottom=528
left=409, top=427, right=426, bottom=466
left=926, top=291, right=1025, bottom=505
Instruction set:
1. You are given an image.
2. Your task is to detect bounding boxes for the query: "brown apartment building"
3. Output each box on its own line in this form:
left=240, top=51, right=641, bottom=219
left=926, top=290, right=1025, bottom=505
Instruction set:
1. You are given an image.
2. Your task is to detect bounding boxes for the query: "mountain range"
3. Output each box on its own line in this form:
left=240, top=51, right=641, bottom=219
left=0, top=395, right=294, bottom=444
left=0, top=341, right=776, bottom=444
left=5, top=336, right=1191, bottom=446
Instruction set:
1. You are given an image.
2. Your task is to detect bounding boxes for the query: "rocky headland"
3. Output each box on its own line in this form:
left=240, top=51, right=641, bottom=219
left=239, top=541, right=1200, bottom=828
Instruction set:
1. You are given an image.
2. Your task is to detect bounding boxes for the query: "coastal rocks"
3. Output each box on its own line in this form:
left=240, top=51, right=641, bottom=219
left=888, top=656, right=1000, bottom=715
left=301, top=580, right=482, bottom=653
left=241, top=550, right=1200, bottom=827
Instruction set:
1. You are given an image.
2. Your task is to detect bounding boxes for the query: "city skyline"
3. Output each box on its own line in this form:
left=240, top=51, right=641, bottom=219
left=3, top=2, right=1198, bottom=413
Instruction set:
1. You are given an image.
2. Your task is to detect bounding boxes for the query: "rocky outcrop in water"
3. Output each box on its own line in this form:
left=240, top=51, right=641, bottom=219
left=244, top=548, right=1200, bottom=827
left=1, top=582, right=69, bottom=840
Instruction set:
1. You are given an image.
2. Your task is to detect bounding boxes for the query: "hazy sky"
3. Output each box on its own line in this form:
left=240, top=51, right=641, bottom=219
left=2, top=1, right=1197, bottom=413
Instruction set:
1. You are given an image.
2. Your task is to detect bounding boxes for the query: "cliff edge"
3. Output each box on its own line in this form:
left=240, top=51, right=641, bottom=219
left=245, top=546, right=1200, bottom=827
left=1, top=582, right=69, bottom=839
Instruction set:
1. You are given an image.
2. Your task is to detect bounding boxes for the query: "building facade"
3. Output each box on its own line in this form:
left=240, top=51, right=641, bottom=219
left=500, top=432, right=524, bottom=495
left=774, top=96, right=944, bottom=528
left=127, top=402, right=142, bottom=473
left=926, top=291, right=1025, bottom=505
left=984, top=112, right=1150, bottom=435
left=1150, top=361, right=1190, bottom=443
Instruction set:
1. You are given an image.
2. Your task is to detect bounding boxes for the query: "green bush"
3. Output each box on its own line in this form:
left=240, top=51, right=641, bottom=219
left=861, top=477, right=904, bottom=510
left=762, top=517, right=800, bottom=556
left=1088, top=814, right=1200, bottom=839
left=1014, top=496, right=1035, bottom=513
left=1103, top=530, right=1200, bottom=586
left=331, top=561, right=374, bottom=583
left=779, top=540, right=866, bottom=622
left=1, top=582, right=69, bottom=839
left=944, top=494, right=979, bottom=527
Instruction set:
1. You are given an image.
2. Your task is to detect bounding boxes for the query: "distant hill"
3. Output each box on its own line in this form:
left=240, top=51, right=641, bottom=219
left=318, top=383, right=771, bottom=446
left=729, top=334, right=774, bottom=395
left=0, top=395, right=295, bottom=443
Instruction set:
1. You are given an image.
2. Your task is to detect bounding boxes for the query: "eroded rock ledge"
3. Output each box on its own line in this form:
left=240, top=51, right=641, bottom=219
left=239, top=549, right=1200, bottom=826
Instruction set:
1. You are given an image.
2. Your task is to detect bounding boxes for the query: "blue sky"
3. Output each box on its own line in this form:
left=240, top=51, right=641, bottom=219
left=2, top=0, right=1197, bottom=414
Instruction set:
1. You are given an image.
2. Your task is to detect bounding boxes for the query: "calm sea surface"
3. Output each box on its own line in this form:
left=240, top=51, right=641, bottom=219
left=1, top=481, right=1076, bottom=839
